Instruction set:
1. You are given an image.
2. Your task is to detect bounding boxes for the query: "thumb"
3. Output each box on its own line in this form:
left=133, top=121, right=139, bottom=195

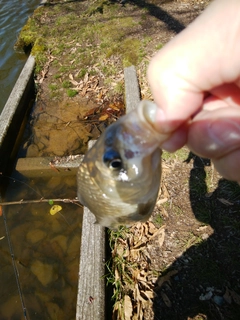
left=147, top=0, right=240, bottom=135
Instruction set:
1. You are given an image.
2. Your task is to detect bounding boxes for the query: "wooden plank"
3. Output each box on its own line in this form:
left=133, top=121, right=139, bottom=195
left=76, top=206, right=106, bottom=319
left=76, top=140, right=106, bottom=320
left=124, top=65, right=140, bottom=112
left=76, top=65, right=140, bottom=320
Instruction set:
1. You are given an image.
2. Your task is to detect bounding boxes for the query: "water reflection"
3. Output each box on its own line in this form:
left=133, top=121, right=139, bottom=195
left=0, top=0, right=40, bottom=113
left=0, top=174, right=82, bottom=319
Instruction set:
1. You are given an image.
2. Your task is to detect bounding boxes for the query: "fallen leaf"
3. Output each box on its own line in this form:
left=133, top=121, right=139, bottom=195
left=157, top=269, right=178, bottom=288
left=229, top=289, right=240, bottom=305
left=148, top=225, right=165, bottom=245
left=83, top=72, right=89, bottom=83
left=50, top=205, right=62, bottom=215
left=124, top=295, right=133, bottom=320
left=223, top=287, right=232, bottom=304
left=99, top=114, right=109, bottom=121
left=109, top=104, right=120, bottom=111
left=218, top=198, right=233, bottom=206
left=140, top=290, right=154, bottom=300
left=69, top=79, right=79, bottom=86
left=156, top=198, right=168, bottom=206
left=161, top=291, right=172, bottom=307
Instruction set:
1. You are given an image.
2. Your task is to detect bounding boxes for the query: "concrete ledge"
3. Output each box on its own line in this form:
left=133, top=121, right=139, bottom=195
left=16, top=155, right=84, bottom=177
left=0, top=55, right=35, bottom=172
left=76, top=65, right=140, bottom=320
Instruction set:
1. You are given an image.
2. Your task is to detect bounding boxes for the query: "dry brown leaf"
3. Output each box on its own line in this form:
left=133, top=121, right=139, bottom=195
left=229, top=289, right=240, bottom=305
left=218, top=198, right=233, bottom=206
left=157, top=269, right=178, bottom=288
left=223, top=287, right=232, bottom=304
left=140, top=290, right=154, bottom=300
left=99, top=114, right=109, bottom=121
left=81, top=86, right=87, bottom=96
left=83, top=72, right=89, bottom=83
left=129, top=248, right=139, bottom=261
left=156, top=198, right=168, bottom=206
left=162, top=183, right=170, bottom=198
left=116, top=245, right=124, bottom=257
left=139, top=280, right=152, bottom=292
left=115, top=268, right=120, bottom=282
left=113, top=301, right=123, bottom=320
left=197, top=226, right=208, bottom=232
left=161, top=207, right=169, bottom=218
left=161, top=291, right=172, bottom=308
left=92, top=80, right=99, bottom=90
left=77, top=82, right=84, bottom=90
left=158, top=227, right=165, bottom=247
left=69, top=79, right=79, bottom=86
left=147, top=221, right=156, bottom=235
left=148, top=225, right=165, bottom=245
left=137, top=300, right=143, bottom=320
left=134, top=282, right=141, bottom=301
left=123, top=246, right=130, bottom=258
left=109, top=104, right=120, bottom=111
left=124, top=295, right=133, bottom=320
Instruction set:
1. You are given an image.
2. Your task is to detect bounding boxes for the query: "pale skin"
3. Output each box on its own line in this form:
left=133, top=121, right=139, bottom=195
left=147, top=0, right=240, bottom=181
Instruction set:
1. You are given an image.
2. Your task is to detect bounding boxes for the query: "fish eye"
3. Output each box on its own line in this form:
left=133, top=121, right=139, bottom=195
left=108, top=158, right=122, bottom=169
left=103, top=150, right=122, bottom=170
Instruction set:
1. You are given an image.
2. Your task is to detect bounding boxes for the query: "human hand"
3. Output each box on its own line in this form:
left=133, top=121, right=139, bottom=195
left=147, top=0, right=240, bottom=181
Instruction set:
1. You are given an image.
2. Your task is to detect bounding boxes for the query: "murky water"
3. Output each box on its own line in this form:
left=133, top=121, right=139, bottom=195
left=0, top=173, right=83, bottom=319
left=0, top=0, right=40, bottom=113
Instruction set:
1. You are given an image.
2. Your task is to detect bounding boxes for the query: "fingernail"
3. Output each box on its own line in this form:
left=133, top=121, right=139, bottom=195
left=208, top=119, right=240, bottom=152
left=141, top=100, right=168, bottom=132
left=142, top=100, right=158, bottom=123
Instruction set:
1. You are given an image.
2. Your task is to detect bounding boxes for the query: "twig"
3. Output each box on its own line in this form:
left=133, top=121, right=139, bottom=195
left=0, top=198, right=82, bottom=207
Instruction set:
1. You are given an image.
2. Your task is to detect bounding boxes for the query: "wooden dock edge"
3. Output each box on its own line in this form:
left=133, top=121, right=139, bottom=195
left=76, top=66, right=140, bottom=320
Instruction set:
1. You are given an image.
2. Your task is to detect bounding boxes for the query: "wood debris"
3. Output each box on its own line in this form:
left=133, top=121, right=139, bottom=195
left=110, top=221, right=166, bottom=320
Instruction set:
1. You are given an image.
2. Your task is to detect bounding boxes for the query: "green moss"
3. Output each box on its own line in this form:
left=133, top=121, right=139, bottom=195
left=62, top=80, right=71, bottom=89
left=16, top=0, right=153, bottom=99
left=155, top=43, right=163, bottom=50
left=67, top=89, right=78, bottom=97
left=162, top=148, right=190, bottom=162
left=31, top=37, right=46, bottom=56
left=154, top=214, right=163, bottom=227
left=49, top=83, right=58, bottom=91
left=114, top=81, right=124, bottom=95
left=87, top=0, right=109, bottom=15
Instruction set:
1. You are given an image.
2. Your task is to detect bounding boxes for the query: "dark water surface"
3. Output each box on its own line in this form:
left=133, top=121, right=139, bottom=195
left=0, top=174, right=83, bottom=319
left=0, top=0, right=40, bottom=113
left=0, top=2, right=84, bottom=318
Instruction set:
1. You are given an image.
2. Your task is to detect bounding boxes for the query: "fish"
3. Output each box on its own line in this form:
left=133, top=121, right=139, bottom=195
left=77, top=100, right=163, bottom=229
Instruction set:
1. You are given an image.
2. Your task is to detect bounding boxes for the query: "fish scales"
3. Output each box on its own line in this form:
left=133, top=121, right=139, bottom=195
left=77, top=100, right=163, bottom=229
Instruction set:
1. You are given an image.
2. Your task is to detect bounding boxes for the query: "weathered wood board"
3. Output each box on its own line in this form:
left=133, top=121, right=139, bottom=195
left=76, top=65, right=140, bottom=320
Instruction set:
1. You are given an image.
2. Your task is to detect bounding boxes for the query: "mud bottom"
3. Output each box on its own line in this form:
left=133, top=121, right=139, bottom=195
left=0, top=173, right=82, bottom=320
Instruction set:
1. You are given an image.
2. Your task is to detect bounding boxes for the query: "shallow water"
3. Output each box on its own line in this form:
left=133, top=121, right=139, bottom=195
left=0, top=173, right=83, bottom=319
left=0, top=0, right=40, bottom=113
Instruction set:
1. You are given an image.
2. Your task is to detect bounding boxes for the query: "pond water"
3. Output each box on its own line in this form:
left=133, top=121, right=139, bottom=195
left=0, top=0, right=40, bottom=113
left=0, top=173, right=83, bottom=319
left=0, top=2, right=85, bottom=318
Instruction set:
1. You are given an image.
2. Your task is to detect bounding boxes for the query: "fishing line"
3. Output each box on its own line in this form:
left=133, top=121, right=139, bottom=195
left=1, top=196, right=29, bottom=320
left=0, top=173, right=43, bottom=198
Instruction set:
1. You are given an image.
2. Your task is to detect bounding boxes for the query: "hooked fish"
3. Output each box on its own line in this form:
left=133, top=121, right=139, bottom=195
left=77, top=100, right=163, bottom=229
